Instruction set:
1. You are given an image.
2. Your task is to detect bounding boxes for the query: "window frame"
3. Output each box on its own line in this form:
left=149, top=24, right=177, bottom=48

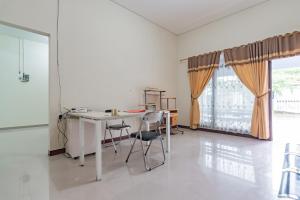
left=195, top=61, right=272, bottom=140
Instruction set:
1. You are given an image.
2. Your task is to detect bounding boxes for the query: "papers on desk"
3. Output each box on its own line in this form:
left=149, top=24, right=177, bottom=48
left=126, top=109, right=146, bottom=113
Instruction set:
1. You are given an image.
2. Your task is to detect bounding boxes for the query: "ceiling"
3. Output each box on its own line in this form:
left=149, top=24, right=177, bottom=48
left=111, top=0, right=269, bottom=35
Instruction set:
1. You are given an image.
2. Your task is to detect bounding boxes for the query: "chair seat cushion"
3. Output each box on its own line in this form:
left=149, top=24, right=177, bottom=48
left=108, top=124, right=131, bottom=130
left=130, top=131, right=160, bottom=141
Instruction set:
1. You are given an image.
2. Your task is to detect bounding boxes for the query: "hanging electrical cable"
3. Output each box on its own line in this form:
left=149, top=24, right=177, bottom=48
left=57, top=0, right=62, bottom=114
left=18, top=38, right=21, bottom=76
left=22, top=39, right=24, bottom=75
left=56, top=0, right=71, bottom=158
left=18, top=39, right=29, bottom=82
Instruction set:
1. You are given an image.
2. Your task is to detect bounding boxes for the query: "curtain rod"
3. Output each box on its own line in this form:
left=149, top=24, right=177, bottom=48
left=180, top=31, right=300, bottom=65
left=179, top=58, right=188, bottom=63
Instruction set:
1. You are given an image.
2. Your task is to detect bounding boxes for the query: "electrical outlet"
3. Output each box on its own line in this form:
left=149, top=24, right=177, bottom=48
left=19, top=73, right=30, bottom=82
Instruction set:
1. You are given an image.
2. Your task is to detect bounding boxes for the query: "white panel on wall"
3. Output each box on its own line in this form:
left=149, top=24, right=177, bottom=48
left=0, top=32, right=49, bottom=128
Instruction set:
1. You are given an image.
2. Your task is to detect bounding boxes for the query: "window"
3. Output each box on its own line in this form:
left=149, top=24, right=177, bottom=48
left=199, top=54, right=254, bottom=134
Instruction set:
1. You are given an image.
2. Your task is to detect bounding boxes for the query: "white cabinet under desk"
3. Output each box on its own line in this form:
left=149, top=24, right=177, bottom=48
left=66, top=115, right=141, bottom=158
left=66, top=117, right=97, bottom=158
left=66, top=111, right=170, bottom=181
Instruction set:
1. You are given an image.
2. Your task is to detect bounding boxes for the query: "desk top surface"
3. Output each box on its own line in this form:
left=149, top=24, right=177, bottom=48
left=68, top=111, right=145, bottom=120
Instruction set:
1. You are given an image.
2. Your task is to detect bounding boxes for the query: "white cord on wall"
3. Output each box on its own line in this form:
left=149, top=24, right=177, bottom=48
left=56, top=0, right=70, bottom=157
left=22, top=39, right=25, bottom=74
left=18, top=38, right=21, bottom=74
left=57, top=0, right=62, bottom=114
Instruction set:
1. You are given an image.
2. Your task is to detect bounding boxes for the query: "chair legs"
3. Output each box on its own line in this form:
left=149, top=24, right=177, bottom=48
left=175, top=126, right=184, bottom=134
left=140, top=138, right=150, bottom=170
left=126, top=136, right=165, bottom=171
left=159, top=136, right=166, bottom=163
left=125, top=136, right=137, bottom=163
left=103, top=127, right=117, bottom=153
left=146, top=136, right=165, bottom=171
left=125, top=128, right=132, bottom=145
left=144, top=140, right=153, bottom=156
left=109, top=129, right=118, bottom=153
left=104, top=121, right=132, bottom=153
left=115, top=129, right=123, bottom=145
left=115, top=127, right=132, bottom=145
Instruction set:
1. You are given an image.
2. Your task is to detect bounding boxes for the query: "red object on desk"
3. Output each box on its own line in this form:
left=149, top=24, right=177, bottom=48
left=126, top=109, right=145, bottom=113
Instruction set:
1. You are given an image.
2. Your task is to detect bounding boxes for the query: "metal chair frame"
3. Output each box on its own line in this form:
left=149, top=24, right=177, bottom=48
left=125, top=111, right=166, bottom=171
left=103, top=120, right=131, bottom=153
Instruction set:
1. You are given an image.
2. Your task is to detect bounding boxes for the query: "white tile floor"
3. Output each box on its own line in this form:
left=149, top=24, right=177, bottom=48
left=0, top=126, right=49, bottom=200
left=0, top=126, right=289, bottom=200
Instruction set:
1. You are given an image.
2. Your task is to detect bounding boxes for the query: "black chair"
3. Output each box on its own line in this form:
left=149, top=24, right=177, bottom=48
left=125, top=111, right=165, bottom=171
left=103, top=110, right=131, bottom=153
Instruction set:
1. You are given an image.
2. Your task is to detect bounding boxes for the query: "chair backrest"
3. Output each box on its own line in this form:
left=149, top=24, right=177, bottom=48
left=140, top=111, right=163, bottom=131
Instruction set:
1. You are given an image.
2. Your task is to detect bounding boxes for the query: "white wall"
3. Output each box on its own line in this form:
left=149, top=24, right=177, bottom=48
left=0, top=0, right=60, bottom=150
left=2, top=0, right=298, bottom=149
left=59, top=0, right=177, bottom=111
left=0, top=33, right=49, bottom=128
left=0, top=0, right=177, bottom=150
left=177, top=0, right=300, bottom=126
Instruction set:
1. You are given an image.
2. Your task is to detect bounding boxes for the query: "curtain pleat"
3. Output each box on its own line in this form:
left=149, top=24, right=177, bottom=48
left=188, top=51, right=221, bottom=72
left=188, top=51, right=221, bottom=129
left=186, top=31, right=300, bottom=138
left=231, top=61, right=270, bottom=139
left=189, top=68, right=215, bottom=129
left=224, top=31, right=300, bottom=66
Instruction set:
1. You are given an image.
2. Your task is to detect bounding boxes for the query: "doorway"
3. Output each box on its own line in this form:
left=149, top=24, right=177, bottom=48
left=0, top=23, right=50, bottom=200
left=271, top=55, right=300, bottom=143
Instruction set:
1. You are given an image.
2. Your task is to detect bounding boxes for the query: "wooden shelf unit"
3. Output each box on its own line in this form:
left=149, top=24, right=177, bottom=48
left=144, top=89, right=166, bottom=110
left=161, top=97, right=177, bottom=110
left=143, top=88, right=183, bottom=134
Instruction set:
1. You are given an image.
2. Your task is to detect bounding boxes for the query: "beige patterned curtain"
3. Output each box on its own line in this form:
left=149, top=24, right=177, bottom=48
left=186, top=31, right=300, bottom=136
left=224, top=31, right=300, bottom=139
left=231, top=61, right=269, bottom=139
left=188, top=51, right=221, bottom=129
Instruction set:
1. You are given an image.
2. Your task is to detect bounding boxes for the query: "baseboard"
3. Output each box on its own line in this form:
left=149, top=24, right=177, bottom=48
left=48, top=148, right=65, bottom=156
left=0, top=124, right=48, bottom=131
left=101, top=135, right=129, bottom=144
left=178, top=125, right=190, bottom=129
left=178, top=125, right=257, bottom=139
left=49, top=135, right=130, bottom=156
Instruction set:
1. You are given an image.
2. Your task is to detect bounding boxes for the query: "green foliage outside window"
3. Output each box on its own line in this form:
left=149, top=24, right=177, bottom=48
left=273, top=68, right=300, bottom=95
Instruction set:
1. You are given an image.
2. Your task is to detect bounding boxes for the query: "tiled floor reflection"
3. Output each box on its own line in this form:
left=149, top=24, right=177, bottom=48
left=0, top=126, right=49, bottom=200
left=200, top=142, right=255, bottom=183
left=49, top=129, right=286, bottom=200
left=0, top=127, right=288, bottom=200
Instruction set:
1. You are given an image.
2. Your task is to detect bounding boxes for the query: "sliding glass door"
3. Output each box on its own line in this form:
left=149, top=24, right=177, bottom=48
left=271, top=55, right=300, bottom=142
left=199, top=55, right=254, bottom=134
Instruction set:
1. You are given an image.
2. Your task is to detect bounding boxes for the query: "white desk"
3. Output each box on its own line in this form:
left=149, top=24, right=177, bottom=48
left=68, top=111, right=170, bottom=181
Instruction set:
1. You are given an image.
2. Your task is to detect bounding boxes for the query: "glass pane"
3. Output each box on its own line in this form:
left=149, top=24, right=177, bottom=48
left=199, top=78, right=213, bottom=129
left=272, top=55, right=300, bottom=143
left=199, top=54, right=254, bottom=134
